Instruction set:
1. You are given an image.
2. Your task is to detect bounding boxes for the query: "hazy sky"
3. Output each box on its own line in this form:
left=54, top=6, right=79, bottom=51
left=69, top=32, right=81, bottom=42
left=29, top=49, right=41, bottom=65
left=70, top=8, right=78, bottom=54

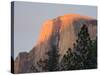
left=13, top=1, right=97, bottom=59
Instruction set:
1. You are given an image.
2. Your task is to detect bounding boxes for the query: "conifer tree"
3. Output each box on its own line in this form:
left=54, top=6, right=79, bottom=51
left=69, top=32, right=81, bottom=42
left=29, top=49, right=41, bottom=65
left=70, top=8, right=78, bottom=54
left=60, top=24, right=97, bottom=70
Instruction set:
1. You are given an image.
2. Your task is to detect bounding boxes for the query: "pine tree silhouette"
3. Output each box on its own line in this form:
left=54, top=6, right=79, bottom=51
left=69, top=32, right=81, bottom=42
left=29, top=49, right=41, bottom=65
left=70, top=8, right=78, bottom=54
left=60, top=24, right=97, bottom=70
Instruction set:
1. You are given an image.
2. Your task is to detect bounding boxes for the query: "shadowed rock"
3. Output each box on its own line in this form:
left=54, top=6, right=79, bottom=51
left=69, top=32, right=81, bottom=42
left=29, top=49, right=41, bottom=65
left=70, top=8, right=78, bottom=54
left=14, top=14, right=97, bottom=73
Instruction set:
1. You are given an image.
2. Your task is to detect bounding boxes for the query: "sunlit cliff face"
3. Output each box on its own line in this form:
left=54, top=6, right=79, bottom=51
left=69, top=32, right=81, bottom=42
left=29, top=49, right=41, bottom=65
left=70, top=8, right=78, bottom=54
left=37, top=20, right=53, bottom=43
left=36, top=14, right=96, bottom=60
left=37, top=14, right=93, bottom=44
left=14, top=14, right=97, bottom=73
left=58, top=14, right=93, bottom=57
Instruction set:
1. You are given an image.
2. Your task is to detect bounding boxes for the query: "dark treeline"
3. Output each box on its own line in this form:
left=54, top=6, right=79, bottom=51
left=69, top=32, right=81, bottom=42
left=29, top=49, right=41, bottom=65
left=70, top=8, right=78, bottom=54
left=31, top=24, right=97, bottom=72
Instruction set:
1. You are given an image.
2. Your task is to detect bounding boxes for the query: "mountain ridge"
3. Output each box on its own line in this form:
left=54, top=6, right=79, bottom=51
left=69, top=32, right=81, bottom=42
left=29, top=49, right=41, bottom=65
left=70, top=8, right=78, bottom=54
left=14, top=14, right=97, bottom=73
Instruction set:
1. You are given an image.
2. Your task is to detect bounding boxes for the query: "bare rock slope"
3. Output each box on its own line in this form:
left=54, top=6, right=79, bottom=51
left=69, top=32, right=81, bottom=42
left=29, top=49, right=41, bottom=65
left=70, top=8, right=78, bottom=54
left=14, top=14, right=97, bottom=73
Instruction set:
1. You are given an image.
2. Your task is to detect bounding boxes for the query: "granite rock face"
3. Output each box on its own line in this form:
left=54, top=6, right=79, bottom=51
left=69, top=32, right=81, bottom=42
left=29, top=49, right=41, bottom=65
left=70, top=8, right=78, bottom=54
left=14, top=14, right=97, bottom=73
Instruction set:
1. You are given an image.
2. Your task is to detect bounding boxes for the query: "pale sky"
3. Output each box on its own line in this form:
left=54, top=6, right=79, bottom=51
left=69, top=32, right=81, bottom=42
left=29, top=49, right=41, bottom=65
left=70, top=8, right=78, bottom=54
left=13, top=1, right=97, bottom=59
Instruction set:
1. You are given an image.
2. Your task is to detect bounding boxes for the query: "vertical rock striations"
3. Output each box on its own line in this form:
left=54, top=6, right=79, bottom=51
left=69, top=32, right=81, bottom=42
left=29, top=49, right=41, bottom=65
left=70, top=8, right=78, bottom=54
left=14, top=14, right=97, bottom=73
